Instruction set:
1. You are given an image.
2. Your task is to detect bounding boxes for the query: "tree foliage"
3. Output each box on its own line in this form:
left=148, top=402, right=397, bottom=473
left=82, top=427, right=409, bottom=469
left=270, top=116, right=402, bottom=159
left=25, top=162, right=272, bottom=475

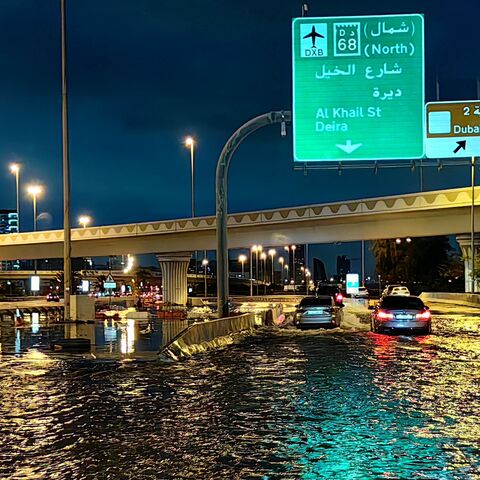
left=371, top=236, right=459, bottom=290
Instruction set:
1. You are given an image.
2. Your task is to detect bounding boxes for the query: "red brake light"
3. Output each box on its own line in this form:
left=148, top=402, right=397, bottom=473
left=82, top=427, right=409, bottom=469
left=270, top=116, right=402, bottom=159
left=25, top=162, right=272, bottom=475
left=416, top=310, right=431, bottom=320
left=377, top=310, right=394, bottom=320
left=336, top=293, right=343, bottom=302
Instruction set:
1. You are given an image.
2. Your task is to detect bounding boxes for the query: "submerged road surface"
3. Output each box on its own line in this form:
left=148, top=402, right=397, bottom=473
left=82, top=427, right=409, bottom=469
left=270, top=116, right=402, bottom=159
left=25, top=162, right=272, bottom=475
left=0, top=302, right=479, bottom=479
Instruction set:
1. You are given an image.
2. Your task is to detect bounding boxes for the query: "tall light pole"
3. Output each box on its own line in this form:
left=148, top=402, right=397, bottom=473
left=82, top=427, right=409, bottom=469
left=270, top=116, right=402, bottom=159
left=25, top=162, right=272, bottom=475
left=185, top=136, right=197, bottom=273
left=27, top=185, right=42, bottom=274
left=279, top=256, right=284, bottom=285
left=291, top=245, right=297, bottom=294
left=260, top=252, right=267, bottom=294
left=256, top=245, right=262, bottom=295
left=61, top=0, right=72, bottom=321
left=238, top=254, right=247, bottom=279
left=202, top=258, right=208, bottom=297
left=250, top=245, right=257, bottom=296
left=78, top=215, right=91, bottom=229
left=268, top=249, right=276, bottom=285
left=9, top=164, right=20, bottom=232
left=27, top=185, right=42, bottom=232
left=185, top=136, right=195, bottom=218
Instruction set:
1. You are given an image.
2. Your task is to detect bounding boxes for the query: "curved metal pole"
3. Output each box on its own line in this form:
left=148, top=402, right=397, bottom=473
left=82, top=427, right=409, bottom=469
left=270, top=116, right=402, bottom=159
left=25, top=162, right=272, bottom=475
left=215, top=110, right=291, bottom=318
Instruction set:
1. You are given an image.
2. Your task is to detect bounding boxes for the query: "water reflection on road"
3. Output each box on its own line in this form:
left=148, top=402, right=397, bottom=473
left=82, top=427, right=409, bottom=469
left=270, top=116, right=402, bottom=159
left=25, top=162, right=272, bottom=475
left=0, top=302, right=479, bottom=479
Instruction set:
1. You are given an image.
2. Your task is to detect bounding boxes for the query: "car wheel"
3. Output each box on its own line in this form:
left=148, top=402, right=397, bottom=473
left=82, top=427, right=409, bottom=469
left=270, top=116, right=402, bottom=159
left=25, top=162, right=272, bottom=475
left=425, top=322, right=432, bottom=334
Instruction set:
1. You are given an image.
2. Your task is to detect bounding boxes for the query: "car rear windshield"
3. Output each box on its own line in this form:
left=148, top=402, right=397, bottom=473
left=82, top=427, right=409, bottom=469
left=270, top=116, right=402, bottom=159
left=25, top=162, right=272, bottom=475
left=381, top=296, right=424, bottom=309
left=300, top=297, right=332, bottom=307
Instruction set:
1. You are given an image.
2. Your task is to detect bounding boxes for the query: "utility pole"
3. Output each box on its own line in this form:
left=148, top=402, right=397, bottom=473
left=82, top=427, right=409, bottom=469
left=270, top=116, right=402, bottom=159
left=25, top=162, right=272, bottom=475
left=61, top=0, right=72, bottom=321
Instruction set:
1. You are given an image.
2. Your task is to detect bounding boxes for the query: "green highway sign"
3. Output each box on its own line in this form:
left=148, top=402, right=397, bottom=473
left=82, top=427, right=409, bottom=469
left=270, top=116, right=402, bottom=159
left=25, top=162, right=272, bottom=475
left=292, top=14, right=425, bottom=162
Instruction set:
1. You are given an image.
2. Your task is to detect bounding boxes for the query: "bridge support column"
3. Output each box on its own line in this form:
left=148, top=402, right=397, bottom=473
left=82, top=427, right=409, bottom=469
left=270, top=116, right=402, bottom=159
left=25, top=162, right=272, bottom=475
left=456, top=234, right=480, bottom=292
left=156, top=252, right=192, bottom=305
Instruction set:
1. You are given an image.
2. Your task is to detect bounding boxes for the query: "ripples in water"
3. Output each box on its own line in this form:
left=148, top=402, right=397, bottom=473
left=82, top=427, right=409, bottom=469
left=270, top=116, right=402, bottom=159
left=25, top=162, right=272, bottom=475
left=0, top=305, right=479, bottom=479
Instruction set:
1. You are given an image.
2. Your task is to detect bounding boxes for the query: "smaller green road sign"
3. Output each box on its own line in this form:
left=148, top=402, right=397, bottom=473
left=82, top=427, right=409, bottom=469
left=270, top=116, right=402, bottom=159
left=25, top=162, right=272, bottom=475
left=292, top=14, right=425, bottom=162
left=426, top=101, right=480, bottom=158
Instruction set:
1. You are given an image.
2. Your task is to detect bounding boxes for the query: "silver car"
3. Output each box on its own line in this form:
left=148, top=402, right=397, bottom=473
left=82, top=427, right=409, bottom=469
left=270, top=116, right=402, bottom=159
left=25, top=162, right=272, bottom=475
left=371, top=295, right=431, bottom=334
left=294, top=296, right=344, bottom=330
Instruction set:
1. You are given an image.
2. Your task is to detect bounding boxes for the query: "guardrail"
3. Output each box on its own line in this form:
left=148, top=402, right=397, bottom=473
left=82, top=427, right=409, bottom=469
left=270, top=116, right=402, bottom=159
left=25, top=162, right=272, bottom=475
left=161, top=313, right=257, bottom=359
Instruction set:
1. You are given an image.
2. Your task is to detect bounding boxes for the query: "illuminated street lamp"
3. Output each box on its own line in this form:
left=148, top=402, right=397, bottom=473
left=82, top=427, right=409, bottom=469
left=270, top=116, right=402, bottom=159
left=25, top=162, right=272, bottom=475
left=78, top=215, right=91, bottom=229
left=185, top=136, right=197, bottom=272
left=185, top=136, right=195, bottom=218
left=278, top=256, right=284, bottom=284
left=238, top=254, right=247, bottom=279
left=256, top=245, right=263, bottom=295
left=9, top=163, right=20, bottom=232
left=27, top=184, right=42, bottom=274
left=250, top=245, right=258, bottom=296
left=27, top=185, right=42, bottom=232
left=268, top=249, right=276, bottom=285
left=260, top=252, right=267, bottom=294
left=202, top=258, right=209, bottom=297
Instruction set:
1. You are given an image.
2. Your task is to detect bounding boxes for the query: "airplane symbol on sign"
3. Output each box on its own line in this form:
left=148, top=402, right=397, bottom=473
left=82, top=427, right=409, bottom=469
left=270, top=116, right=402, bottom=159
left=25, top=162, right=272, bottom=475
left=303, top=26, right=324, bottom=48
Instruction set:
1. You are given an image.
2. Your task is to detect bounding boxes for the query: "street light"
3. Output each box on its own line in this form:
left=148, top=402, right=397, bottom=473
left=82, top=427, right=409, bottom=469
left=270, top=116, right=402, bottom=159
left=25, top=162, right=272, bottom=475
left=268, top=249, right=276, bottom=285
left=238, top=254, right=247, bottom=279
left=278, top=256, right=284, bottom=284
left=27, top=184, right=42, bottom=274
left=78, top=215, right=91, bottom=229
left=27, top=185, right=42, bottom=232
left=185, top=136, right=195, bottom=218
left=256, top=245, right=262, bottom=295
left=260, top=252, right=267, bottom=294
left=9, top=163, right=20, bottom=232
left=291, top=245, right=297, bottom=294
left=250, top=245, right=257, bottom=296
left=185, top=136, right=197, bottom=274
left=202, top=258, right=209, bottom=297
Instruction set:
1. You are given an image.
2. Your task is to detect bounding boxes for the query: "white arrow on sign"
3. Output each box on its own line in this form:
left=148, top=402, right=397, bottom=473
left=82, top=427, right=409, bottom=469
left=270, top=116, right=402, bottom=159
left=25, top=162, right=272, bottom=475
left=336, top=140, right=363, bottom=154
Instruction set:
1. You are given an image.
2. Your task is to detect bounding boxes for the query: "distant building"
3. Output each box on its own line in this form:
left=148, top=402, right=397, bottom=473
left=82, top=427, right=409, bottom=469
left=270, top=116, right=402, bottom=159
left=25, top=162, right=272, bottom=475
left=313, top=258, right=327, bottom=283
left=0, top=209, right=18, bottom=234
left=0, top=210, right=19, bottom=270
left=336, top=255, right=351, bottom=280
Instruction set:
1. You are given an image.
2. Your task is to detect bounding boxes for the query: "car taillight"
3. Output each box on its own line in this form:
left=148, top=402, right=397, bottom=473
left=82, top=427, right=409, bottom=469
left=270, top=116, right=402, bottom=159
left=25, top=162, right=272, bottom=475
left=416, top=310, right=431, bottom=320
left=377, top=310, right=393, bottom=320
left=336, top=293, right=343, bottom=302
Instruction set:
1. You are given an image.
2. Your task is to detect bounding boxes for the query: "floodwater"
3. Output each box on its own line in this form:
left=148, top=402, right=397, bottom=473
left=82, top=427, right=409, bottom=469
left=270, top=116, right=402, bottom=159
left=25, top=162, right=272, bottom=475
left=0, top=303, right=479, bottom=479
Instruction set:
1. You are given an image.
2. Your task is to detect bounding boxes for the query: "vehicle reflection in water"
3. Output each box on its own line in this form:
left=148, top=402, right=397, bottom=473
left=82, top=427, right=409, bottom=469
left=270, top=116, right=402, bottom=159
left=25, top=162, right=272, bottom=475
left=0, top=303, right=478, bottom=479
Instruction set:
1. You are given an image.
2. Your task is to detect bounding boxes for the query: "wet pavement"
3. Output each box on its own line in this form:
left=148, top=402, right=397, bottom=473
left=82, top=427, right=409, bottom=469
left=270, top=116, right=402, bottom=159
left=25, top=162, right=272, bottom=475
left=0, top=302, right=479, bottom=479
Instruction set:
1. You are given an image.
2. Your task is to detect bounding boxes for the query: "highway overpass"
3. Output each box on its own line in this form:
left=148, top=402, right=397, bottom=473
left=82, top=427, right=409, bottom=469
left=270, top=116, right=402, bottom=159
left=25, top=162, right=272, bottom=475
left=0, top=187, right=477, bottom=260
left=0, top=187, right=477, bottom=303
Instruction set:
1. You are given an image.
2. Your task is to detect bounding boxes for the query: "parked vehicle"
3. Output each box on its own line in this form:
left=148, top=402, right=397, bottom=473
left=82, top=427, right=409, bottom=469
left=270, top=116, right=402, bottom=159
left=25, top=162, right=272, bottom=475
left=294, top=296, right=344, bottom=329
left=371, top=295, right=431, bottom=334
left=382, top=285, right=410, bottom=297
left=351, top=286, right=369, bottom=298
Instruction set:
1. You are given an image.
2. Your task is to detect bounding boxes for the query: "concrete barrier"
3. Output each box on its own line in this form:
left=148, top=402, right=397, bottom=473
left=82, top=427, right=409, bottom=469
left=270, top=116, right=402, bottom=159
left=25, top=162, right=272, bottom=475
left=161, top=313, right=257, bottom=359
left=420, top=292, right=480, bottom=307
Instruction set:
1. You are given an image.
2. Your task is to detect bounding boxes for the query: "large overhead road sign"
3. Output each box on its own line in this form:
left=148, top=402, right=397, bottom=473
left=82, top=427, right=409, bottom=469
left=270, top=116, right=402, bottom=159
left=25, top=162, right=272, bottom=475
left=292, top=14, right=425, bottom=162
left=426, top=101, right=480, bottom=158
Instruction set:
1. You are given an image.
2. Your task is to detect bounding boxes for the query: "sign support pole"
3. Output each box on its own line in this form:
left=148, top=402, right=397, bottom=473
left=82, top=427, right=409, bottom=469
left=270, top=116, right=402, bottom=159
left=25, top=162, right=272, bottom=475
left=472, top=156, right=476, bottom=293
left=215, top=111, right=291, bottom=318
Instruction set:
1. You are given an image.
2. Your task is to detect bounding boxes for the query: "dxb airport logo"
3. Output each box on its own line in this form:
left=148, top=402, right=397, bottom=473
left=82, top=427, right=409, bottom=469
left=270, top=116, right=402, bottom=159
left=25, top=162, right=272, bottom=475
left=300, top=23, right=328, bottom=57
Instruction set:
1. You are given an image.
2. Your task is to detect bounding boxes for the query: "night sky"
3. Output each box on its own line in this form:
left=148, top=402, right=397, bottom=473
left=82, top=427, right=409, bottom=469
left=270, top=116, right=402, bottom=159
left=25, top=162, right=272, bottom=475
left=0, top=0, right=478, bottom=273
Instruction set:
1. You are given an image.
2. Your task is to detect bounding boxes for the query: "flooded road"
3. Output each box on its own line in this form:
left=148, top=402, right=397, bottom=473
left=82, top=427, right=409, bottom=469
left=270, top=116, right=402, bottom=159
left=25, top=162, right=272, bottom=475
left=0, top=302, right=479, bottom=479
